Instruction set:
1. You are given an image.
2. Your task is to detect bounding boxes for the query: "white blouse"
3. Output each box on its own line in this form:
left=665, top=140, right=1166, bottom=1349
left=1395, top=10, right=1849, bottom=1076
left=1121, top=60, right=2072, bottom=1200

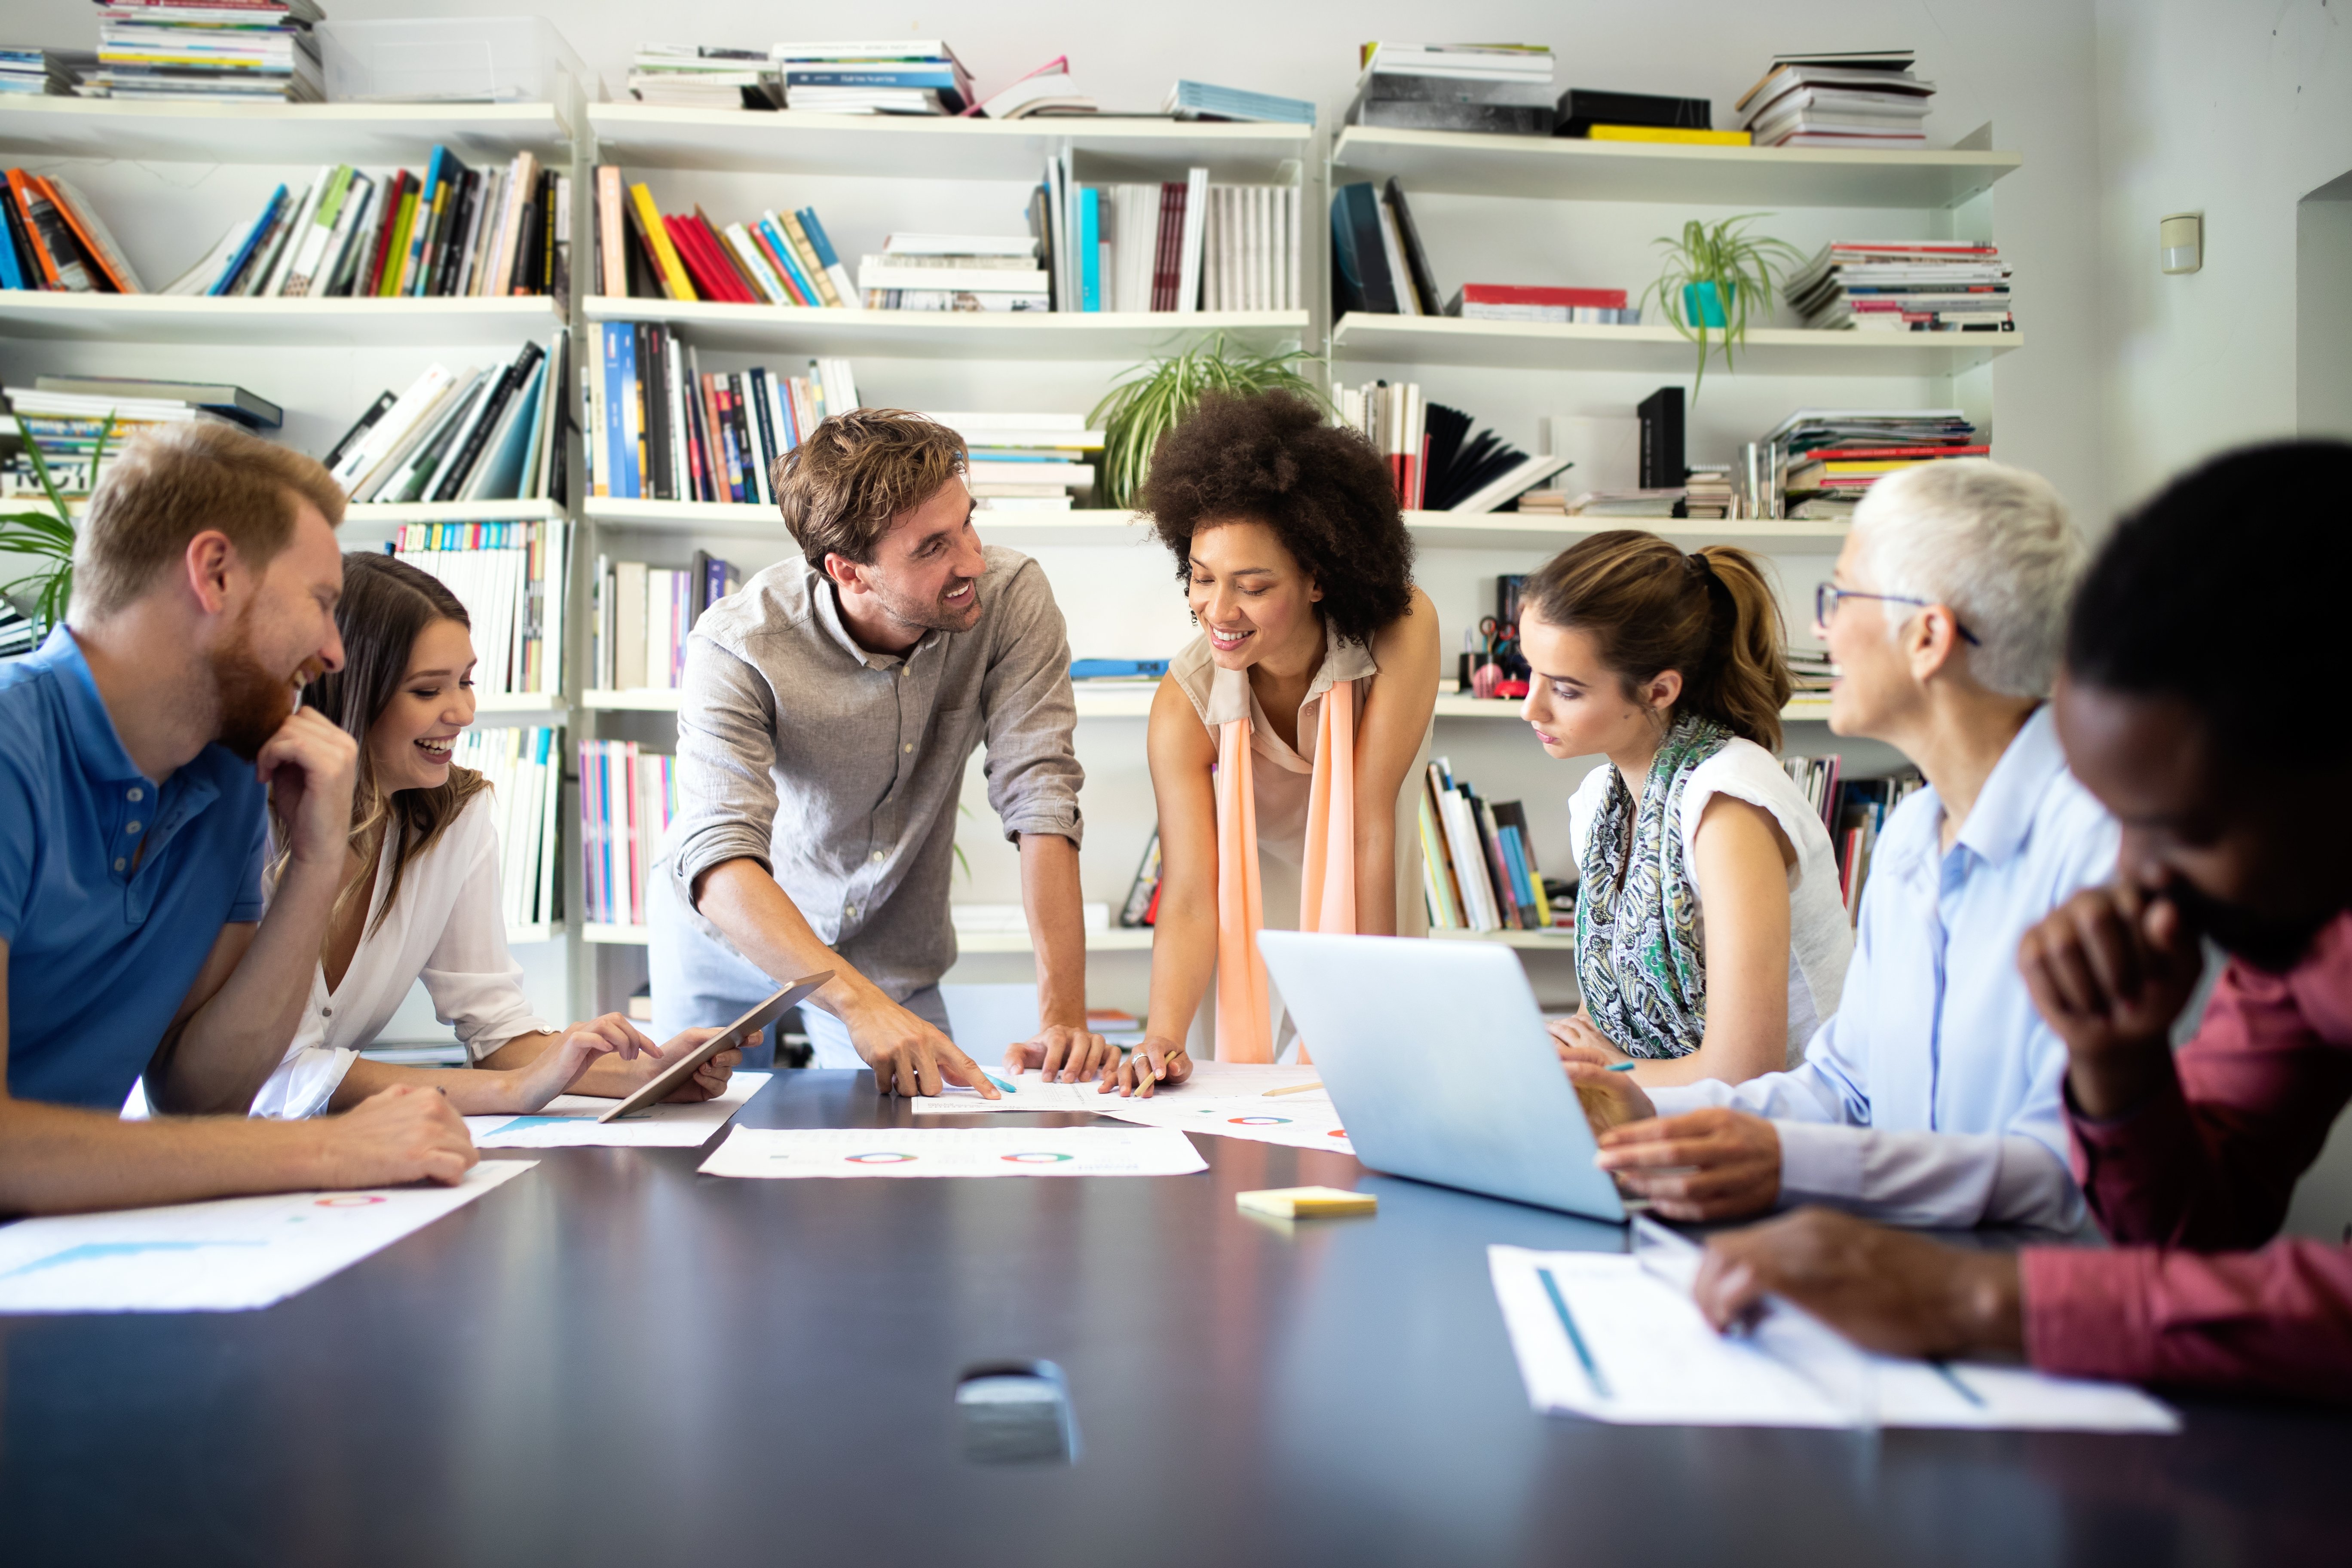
left=1568, top=736, right=1853, bottom=1065
left=249, top=791, right=551, bottom=1118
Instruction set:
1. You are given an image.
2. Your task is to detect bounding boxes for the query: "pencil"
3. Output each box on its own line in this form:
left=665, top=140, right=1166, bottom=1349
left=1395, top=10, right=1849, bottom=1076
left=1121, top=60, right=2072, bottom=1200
left=1537, top=1266, right=1612, bottom=1400
left=1263, top=1080, right=1323, bottom=1097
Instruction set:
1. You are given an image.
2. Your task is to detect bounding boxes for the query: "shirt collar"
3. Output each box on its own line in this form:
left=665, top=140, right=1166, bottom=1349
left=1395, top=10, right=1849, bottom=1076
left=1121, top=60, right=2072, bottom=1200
left=38, top=626, right=150, bottom=788
left=809, top=567, right=940, bottom=672
left=1953, top=703, right=2066, bottom=865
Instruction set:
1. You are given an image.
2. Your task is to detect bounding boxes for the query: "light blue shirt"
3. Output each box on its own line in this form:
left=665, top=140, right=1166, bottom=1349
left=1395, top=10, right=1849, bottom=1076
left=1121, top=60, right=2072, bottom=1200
left=1649, top=705, right=2118, bottom=1227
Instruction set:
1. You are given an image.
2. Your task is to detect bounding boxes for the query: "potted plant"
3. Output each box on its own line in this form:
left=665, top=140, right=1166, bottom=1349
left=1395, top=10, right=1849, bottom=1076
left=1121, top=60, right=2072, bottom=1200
left=0, top=419, right=109, bottom=640
left=1089, top=335, right=1324, bottom=510
left=1642, top=215, right=1804, bottom=397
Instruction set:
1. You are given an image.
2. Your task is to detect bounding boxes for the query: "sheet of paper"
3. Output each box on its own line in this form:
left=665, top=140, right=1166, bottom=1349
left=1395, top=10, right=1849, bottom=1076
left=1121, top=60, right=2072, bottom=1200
left=0, top=1161, right=534, bottom=1314
left=1489, top=1245, right=2180, bottom=1433
left=911, top=1075, right=1114, bottom=1115
left=698, top=1125, right=1209, bottom=1179
left=464, top=1072, right=773, bottom=1148
left=1091, top=1092, right=1354, bottom=1155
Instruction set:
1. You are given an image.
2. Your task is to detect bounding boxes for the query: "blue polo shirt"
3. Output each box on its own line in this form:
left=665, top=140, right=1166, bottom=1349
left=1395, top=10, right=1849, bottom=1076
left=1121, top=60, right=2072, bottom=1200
left=0, top=628, right=268, bottom=1109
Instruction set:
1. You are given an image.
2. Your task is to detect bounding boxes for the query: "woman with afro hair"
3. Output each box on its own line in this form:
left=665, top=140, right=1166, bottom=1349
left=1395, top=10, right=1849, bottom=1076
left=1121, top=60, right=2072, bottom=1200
left=1110, top=389, right=1439, bottom=1093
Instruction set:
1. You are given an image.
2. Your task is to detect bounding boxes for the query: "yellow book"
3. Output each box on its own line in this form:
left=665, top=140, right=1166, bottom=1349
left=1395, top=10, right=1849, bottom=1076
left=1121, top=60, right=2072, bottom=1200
left=1586, top=125, right=1755, bottom=146
left=377, top=189, right=417, bottom=297
left=626, top=182, right=697, bottom=303
left=778, top=212, right=841, bottom=308
left=1820, top=458, right=1932, bottom=475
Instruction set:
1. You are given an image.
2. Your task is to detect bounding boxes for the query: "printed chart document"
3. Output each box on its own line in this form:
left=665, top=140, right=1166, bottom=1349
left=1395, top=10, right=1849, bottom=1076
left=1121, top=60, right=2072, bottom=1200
left=698, top=1125, right=1209, bottom=1179
left=917, top=1060, right=1354, bottom=1155
left=0, top=1161, right=535, bottom=1314
left=1489, top=1243, right=2180, bottom=1433
left=465, top=1071, right=772, bottom=1149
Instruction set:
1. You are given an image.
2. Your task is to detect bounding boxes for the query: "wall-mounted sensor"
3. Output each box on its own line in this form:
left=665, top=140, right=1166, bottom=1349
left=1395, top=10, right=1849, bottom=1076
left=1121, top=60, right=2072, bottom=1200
left=2161, top=212, right=2203, bottom=274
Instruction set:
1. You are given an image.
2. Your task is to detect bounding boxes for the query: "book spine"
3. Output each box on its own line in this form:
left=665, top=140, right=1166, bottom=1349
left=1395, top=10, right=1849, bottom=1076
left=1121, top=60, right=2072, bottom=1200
left=797, top=207, right=862, bottom=309
left=627, top=182, right=695, bottom=302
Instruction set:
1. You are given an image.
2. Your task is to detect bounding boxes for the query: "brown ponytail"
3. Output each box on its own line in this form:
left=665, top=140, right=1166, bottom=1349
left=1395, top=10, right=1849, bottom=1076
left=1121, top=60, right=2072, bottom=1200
left=1522, top=529, right=1791, bottom=751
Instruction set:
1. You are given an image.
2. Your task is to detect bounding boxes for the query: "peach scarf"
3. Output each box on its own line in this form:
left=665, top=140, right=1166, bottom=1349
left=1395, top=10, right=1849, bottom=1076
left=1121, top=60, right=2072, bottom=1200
left=1215, top=678, right=1357, bottom=1063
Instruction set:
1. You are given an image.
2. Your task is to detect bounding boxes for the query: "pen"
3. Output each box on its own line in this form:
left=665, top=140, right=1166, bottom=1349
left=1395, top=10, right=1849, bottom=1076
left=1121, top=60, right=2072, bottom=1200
left=1606, top=1062, right=1638, bottom=1073
left=982, top=1072, right=1016, bottom=1095
left=1537, top=1266, right=1611, bottom=1400
left=1932, top=1360, right=1987, bottom=1408
left=1263, top=1080, right=1323, bottom=1097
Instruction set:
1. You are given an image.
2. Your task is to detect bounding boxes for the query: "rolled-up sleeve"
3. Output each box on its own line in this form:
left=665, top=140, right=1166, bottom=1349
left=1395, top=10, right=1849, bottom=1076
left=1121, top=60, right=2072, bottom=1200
left=670, top=634, right=785, bottom=899
left=421, top=817, right=551, bottom=1060
left=977, top=557, right=1083, bottom=845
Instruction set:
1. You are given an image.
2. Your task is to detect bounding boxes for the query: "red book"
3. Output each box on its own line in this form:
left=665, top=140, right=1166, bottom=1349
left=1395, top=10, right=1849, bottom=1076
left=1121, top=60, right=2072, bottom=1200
left=1804, top=444, right=1991, bottom=461
left=664, top=215, right=748, bottom=304
left=1150, top=181, right=1182, bottom=311
left=363, top=170, right=410, bottom=294
left=1457, top=282, right=1629, bottom=309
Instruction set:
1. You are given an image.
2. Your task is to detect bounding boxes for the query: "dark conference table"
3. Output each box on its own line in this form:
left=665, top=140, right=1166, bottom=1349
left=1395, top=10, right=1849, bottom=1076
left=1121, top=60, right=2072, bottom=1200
left=3, top=1070, right=2343, bottom=1566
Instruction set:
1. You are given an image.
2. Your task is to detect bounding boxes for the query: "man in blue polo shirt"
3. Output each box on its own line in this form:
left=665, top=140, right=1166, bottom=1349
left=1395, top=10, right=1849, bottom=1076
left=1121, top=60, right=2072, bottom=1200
left=0, top=422, right=474, bottom=1214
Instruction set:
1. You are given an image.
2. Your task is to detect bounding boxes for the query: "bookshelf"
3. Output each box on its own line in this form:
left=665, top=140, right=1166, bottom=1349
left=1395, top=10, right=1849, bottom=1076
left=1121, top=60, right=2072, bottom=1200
left=1330, top=314, right=2022, bottom=375
left=0, top=294, right=564, bottom=348
left=1329, top=125, right=2019, bottom=207
left=0, top=97, right=567, bottom=165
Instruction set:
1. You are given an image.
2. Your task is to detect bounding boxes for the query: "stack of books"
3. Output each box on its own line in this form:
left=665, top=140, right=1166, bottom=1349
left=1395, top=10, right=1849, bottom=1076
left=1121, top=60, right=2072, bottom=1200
left=773, top=40, right=974, bottom=115
left=457, top=726, right=562, bottom=935
left=1764, top=407, right=1984, bottom=519
left=1787, top=240, right=2013, bottom=332
left=81, top=0, right=323, bottom=103
left=326, top=339, right=566, bottom=506
left=1348, top=42, right=1556, bottom=135
left=1785, top=648, right=1836, bottom=705
left=1566, top=488, right=1685, bottom=518
left=860, top=234, right=1046, bottom=312
left=587, top=325, right=854, bottom=506
left=0, top=601, right=37, bottom=659
left=0, top=46, right=93, bottom=95
left=4, top=376, right=279, bottom=496
left=1, top=168, right=143, bottom=293
left=1553, top=87, right=1733, bottom=143
left=923, top=412, right=1101, bottom=511
left=1736, top=51, right=1934, bottom=148
left=1163, top=80, right=1314, bottom=126
left=591, top=553, right=740, bottom=694
left=390, top=518, right=571, bottom=700
left=1446, top=284, right=1639, bottom=325
left=627, top=45, right=779, bottom=109
left=160, top=151, right=564, bottom=301
left=1683, top=465, right=1733, bottom=519
left=1513, top=489, right=1571, bottom=516
left=1421, top=759, right=1563, bottom=934
left=593, top=172, right=857, bottom=309
left=578, top=739, right=677, bottom=929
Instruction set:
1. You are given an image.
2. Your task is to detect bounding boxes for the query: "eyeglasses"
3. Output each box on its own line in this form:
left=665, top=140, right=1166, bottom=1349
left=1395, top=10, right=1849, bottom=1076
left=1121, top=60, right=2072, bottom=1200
left=1814, top=582, right=1981, bottom=646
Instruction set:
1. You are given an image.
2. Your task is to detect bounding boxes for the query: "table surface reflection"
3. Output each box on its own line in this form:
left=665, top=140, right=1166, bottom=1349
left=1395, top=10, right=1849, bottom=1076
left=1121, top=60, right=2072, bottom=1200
left=2, top=1071, right=2343, bottom=1566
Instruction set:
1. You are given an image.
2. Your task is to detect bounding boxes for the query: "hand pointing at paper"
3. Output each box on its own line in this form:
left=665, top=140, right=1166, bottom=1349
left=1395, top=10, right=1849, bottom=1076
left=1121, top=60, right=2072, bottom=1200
left=1693, top=1207, right=2024, bottom=1360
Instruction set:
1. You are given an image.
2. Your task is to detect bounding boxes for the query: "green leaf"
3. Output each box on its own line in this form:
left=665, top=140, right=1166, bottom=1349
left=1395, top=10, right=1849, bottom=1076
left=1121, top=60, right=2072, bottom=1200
left=1087, top=335, right=1326, bottom=509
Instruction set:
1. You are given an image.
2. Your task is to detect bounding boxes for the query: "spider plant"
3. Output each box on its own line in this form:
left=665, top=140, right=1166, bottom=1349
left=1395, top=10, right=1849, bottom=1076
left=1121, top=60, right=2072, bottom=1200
left=1641, top=215, right=1804, bottom=398
left=0, top=417, right=110, bottom=637
left=1088, top=335, right=1325, bottom=510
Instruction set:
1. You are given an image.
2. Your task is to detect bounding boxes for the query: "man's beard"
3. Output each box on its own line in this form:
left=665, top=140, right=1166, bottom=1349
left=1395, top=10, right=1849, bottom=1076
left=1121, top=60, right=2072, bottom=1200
left=872, top=575, right=982, bottom=636
left=2162, top=875, right=2337, bottom=974
left=209, top=616, right=296, bottom=762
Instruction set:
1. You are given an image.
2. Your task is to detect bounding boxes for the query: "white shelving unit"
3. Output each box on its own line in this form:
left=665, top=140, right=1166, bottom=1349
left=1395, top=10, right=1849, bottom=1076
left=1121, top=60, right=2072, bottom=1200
left=1331, top=314, right=2020, bottom=375
left=0, top=293, right=564, bottom=347
left=0, top=97, right=567, bottom=165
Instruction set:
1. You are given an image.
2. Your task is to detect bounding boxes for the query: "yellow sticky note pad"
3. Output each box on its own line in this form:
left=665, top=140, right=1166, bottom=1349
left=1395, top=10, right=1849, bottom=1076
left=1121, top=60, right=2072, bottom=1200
left=1236, top=1186, right=1377, bottom=1220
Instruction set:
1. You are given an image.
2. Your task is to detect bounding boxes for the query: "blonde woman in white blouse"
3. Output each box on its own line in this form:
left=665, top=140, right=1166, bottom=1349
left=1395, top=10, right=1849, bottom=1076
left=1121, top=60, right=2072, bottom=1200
left=248, top=554, right=738, bottom=1119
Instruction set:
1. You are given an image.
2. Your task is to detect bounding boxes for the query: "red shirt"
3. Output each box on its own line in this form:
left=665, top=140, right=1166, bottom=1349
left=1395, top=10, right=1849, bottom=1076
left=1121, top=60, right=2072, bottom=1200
left=2020, top=911, right=2352, bottom=1400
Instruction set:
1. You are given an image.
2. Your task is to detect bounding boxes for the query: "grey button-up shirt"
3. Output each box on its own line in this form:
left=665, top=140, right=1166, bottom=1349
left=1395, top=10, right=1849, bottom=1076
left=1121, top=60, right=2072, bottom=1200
left=664, top=544, right=1084, bottom=1000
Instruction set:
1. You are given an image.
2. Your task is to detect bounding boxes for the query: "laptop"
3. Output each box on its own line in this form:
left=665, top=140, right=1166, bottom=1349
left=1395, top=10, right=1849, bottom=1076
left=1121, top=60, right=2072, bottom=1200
left=1256, top=932, right=1626, bottom=1223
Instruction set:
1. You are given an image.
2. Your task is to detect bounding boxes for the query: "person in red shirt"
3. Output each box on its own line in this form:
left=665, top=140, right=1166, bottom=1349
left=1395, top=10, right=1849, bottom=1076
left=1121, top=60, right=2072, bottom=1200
left=1691, top=441, right=2352, bottom=1402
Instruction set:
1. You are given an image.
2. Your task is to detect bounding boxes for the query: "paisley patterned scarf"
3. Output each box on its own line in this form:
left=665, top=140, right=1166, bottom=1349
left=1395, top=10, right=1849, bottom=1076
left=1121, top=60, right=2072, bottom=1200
left=1574, top=713, right=1733, bottom=1059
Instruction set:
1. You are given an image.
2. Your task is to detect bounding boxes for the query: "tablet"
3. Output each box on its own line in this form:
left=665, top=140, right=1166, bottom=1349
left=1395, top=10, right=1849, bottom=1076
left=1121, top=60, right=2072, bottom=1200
left=595, top=971, right=832, bottom=1122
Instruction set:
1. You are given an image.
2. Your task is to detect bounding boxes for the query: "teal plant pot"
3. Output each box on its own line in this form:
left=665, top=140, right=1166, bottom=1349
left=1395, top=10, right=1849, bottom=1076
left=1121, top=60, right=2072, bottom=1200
left=1681, top=281, right=1735, bottom=329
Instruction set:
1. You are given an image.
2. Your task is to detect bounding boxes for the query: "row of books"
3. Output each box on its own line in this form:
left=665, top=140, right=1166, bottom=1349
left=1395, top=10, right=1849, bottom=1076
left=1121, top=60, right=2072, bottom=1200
left=1736, top=51, right=1934, bottom=149
left=458, top=724, right=564, bottom=935
left=326, top=337, right=565, bottom=506
left=1420, top=759, right=1563, bottom=933
left=387, top=519, right=570, bottom=700
left=1786, top=241, right=2014, bottom=332
left=3, top=374, right=279, bottom=497
left=584, top=322, right=858, bottom=504
left=1782, top=755, right=1925, bottom=925
left=80, top=0, right=323, bottom=104
left=594, top=171, right=858, bottom=310
left=0, top=168, right=141, bottom=294
left=1348, top=42, right=1557, bottom=137
left=1034, top=174, right=1304, bottom=315
left=579, top=740, right=678, bottom=928
left=171, top=150, right=563, bottom=304
left=590, top=553, right=740, bottom=694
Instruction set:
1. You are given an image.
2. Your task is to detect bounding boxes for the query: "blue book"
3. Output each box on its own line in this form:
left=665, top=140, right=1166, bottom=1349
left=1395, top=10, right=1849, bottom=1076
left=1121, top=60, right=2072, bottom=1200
left=1070, top=658, right=1170, bottom=680
left=1499, top=827, right=1535, bottom=924
left=210, top=184, right=285, bottom=296
left=0, top=203, right=22, bottom=290
left=795, top=207, right=843, bottom=268
left=472, top=353, right=545, bottom=500
left=1079, top=187, right=1100, bottom=312
left=783, top=67, right=957, bottom=88
left=1167, top=80, right=1316, bottom=126
left=758, top=216, right=821, bottom=304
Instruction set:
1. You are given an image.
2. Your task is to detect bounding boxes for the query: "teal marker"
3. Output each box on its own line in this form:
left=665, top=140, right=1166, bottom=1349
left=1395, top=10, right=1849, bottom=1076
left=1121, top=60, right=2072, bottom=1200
left=1606, top=1062, right=1638, bottom=1073
left=1537, top=1265, right=1611, bottom=1400
left=982, top=1072, right=1017, bottom=1094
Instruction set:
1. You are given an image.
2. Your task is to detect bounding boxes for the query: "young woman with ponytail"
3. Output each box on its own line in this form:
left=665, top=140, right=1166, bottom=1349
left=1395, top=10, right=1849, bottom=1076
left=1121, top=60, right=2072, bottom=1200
left=1519, top=531, right=1851, bottom=1087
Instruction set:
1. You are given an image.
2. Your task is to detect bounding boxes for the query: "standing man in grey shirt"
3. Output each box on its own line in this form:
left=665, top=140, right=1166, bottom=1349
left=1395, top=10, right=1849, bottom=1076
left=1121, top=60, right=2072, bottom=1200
left=651, top=408, right=1109, bottom=1096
